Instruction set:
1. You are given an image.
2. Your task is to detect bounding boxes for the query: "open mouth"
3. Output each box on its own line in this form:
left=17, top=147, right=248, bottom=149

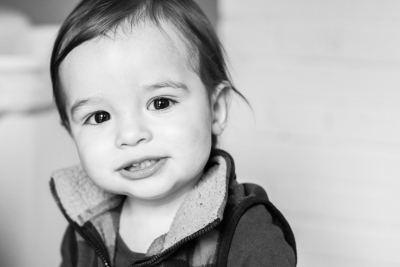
left=119, top=157, right=167, bottom=180
left=124, top=159, right=159, bottom=171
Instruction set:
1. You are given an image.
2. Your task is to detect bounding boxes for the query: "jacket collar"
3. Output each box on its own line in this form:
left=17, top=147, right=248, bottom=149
left=51, top=149, right=235, bottom=256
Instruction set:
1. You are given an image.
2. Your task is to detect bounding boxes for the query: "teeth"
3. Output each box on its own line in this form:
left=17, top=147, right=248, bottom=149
left=140, top=160, right=153, bottom=168
left=126, top=159, right=157, bottom=171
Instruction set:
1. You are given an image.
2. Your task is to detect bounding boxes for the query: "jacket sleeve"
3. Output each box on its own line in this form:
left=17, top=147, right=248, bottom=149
left=227, top=204, right=296, bottom=267
left=60, top=225, right=78, bottom=267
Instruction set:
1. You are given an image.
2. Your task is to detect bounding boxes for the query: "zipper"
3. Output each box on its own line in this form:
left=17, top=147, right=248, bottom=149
left=50, top=179, right=111, bottom=267
left=132, top=218, right=221, bottom=267
left=51, top=179, right=220, bottom=267
left=71, top=221, right=111, bottom=267
left=51, top=174, right=224, bottom=267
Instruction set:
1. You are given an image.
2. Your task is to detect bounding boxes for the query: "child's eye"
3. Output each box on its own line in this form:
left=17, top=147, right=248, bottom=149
left=149, top=98, right=176, bottom=111
left=85, top=111, right=110, bottom=125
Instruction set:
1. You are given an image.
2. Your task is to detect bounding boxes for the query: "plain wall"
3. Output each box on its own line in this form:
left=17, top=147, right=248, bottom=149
left=219, top=0, right=400, bottom=266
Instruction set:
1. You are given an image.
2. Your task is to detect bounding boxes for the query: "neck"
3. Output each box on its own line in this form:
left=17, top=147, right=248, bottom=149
left=122, top=175, right=200, bottom=222
left=119, top=180, right=198, bottom=252
left=123, top=190, right=188, bottom=221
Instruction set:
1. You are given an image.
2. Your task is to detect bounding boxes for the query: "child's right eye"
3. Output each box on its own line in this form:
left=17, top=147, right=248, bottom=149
left=85, top=111, right=110, bottom=125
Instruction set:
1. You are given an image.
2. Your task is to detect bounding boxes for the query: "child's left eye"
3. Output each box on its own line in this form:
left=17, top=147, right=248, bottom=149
left=149, top=98, right=176, bottom=111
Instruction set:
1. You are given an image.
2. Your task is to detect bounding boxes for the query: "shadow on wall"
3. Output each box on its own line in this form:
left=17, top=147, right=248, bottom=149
left=0, top=222, right=13, bottom=267
left=0, top=0, right=80, bottom=24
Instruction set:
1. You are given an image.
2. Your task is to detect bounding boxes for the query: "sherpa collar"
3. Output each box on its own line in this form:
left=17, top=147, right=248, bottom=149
left=51, top=150, right=233, bottom=259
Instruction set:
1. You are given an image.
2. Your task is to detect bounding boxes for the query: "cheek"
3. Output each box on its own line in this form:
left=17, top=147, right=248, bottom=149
left=73, top=131, right=110, bottom=170
left=166, top=106, right=213, bottom=152
left=75, top=139, right=96, bottom=171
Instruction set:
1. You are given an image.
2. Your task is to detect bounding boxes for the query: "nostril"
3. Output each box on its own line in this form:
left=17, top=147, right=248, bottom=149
left=135, top=138, right=146, bottom=145
left=120, top=138, right=146, bottom=147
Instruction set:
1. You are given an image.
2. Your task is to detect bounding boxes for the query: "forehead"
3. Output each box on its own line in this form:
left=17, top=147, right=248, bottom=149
left=59, top=22, right=198, bottom=105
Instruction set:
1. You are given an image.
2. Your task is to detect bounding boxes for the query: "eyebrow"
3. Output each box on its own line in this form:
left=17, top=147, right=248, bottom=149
left=144, top=80, right=188, bottom=91
left=70, top=80, right=188, bottom=117
left=70, top=96, right=105, bottom=118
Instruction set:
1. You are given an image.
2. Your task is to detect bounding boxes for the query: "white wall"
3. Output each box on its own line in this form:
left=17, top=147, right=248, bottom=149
left=0, top=21, right=79, bottom=266
left=218, top=1, right=400, bottom=266
left=0, top=112, right=78, bottom=267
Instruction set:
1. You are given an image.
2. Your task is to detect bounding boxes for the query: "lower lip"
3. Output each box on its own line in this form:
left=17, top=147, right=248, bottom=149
left=118, top=158, right=167, bottom=180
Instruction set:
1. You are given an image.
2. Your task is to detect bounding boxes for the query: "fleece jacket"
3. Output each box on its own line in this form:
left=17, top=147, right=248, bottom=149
left=50, top=149, right=297, bottom=267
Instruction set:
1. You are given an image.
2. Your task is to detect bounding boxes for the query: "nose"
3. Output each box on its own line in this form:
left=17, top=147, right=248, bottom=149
left=115, top=114, right=152, bottom=148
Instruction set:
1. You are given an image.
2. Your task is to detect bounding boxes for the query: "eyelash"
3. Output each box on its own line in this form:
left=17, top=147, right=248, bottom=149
left=148, top=97, right=178, bottom=112
left=84, top=111, right=110, bottom=125
left=83, top=97, right=178, bottom=125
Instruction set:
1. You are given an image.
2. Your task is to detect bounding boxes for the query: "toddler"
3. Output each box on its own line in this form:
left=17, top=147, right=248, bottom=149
left=49, top=0, right=297, bottom=266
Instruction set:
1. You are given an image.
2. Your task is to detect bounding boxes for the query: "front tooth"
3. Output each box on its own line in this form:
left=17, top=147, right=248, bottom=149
left=147, top=160, right=155, bottom=167
left=140, top=160, right=152, bottom=168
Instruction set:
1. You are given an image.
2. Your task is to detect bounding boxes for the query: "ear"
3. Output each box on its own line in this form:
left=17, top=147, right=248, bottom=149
left=211, top=81, right=231, bottom=136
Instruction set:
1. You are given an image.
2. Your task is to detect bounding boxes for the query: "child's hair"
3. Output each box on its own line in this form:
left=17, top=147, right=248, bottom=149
left=50, top=0, right=245, bottom=148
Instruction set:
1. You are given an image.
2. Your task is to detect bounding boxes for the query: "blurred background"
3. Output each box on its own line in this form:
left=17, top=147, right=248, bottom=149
left=0, top=0, right=399, bottom=266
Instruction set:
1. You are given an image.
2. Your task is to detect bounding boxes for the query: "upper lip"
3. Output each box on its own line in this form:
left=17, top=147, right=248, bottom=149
left=117, top=156, right=165, bottom=170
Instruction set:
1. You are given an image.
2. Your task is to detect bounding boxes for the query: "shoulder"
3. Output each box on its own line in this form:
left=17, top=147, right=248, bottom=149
left=226, top=204, right=296, bottom=267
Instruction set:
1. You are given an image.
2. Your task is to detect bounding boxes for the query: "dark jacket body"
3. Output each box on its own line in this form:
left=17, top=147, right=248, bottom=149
left=51, top=150, right=297, bottom=267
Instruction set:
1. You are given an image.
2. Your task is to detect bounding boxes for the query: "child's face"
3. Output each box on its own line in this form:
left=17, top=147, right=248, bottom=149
left=60, top=24, right=225, bottom=202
